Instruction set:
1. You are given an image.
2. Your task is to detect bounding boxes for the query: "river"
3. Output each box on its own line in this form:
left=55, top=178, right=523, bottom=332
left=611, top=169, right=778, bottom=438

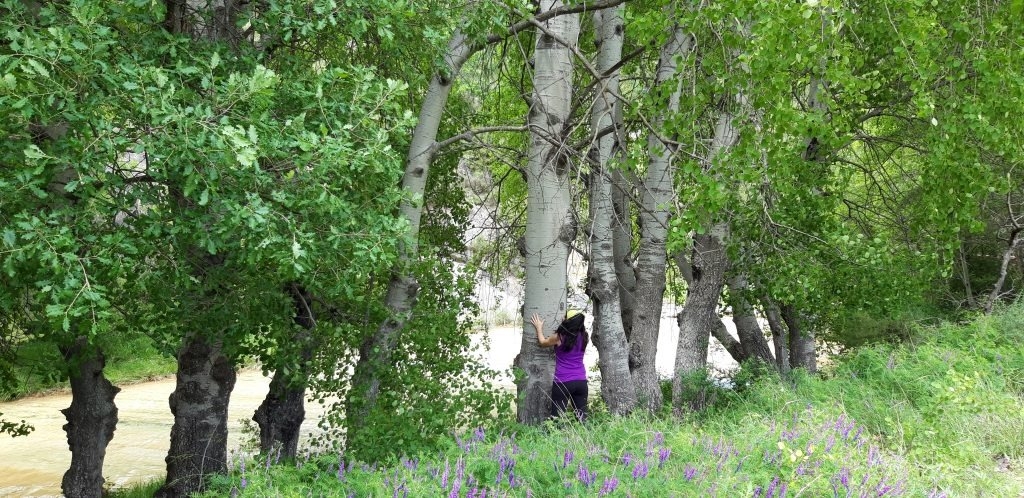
left=0, top=314, right=737, bottom=497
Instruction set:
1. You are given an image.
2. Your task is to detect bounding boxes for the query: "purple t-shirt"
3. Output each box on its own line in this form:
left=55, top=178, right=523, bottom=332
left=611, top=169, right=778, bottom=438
left=553, top=337, right=586, bottom=383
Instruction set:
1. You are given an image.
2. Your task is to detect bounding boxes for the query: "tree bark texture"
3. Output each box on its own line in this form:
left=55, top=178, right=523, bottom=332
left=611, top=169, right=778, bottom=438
left=254, top=284, right=315, bottom=459
left=612, top=169, right=637, bottom=340
left=672, top=88, right=741, bottom=411
left=586, top=4, right=637, bottom=416
left=517, top=0, right=580, bottom=424
left=672, top=224, right=729, bottom=413
left=710, top=318, right=746, bottom=363
left=60, top=337, right=120, bottom=498
left=727, top=274, right=774, bottom=365
left=156, top=337, right=237, bottom=498
left=782, top=304, right=816, bottom=373
left=763, top=298, right=791, bottom=375
left=630, top=21, right=694, bottom=413
left=346, top=31, right=475, bottom=440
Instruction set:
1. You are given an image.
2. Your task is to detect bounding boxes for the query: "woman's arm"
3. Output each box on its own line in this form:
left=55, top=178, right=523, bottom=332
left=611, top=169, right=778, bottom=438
left=530, top=313, right=560, bottom=347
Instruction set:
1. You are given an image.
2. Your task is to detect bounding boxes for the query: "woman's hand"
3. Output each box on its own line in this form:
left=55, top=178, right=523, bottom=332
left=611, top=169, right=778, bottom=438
left=532, top=313, right=559, bottom=347
left=529, top=313, right=544, bottom=333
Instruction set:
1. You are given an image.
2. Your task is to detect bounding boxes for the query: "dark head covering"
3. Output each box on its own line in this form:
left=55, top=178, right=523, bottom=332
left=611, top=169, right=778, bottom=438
left=556, top=313, right=587, bottom=352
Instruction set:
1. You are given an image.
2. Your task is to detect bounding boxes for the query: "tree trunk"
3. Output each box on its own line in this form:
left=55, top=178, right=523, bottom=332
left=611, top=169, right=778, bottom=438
left=612, top=169, right=637, bottom=340
left=585, top=4, right=637, bottom=416
left=346, top=31, right=475, bottom=442
left=254, top=284, right=315, bottom=459
left=156, top=337, right=237, bottom=498
left=710, top=318, right=746, bottom=364
left=982, top=227, right=1021, bottom=314
left=60, top=337, right=119, bottom=498
left=727, top=274, right=774, bottom=365
left=157, top=5, right=242, bottom=496
left=782, top=304, right=816, bottom=373
left=630, top=19, right=694, bottom=413
left=673, top=81, right=741, bottom=411
left=516, top=0, right=580, bottom=424
left=672, top=224, right=729, bottom=413
left=763, top=298, right=791, bottom=375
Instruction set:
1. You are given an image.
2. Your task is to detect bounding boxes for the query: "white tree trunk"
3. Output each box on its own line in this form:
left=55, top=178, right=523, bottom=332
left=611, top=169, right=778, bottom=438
left=516, top=0, right=580, bottom=424
left=631, top=21, right=694, bottom=413
left=586, top=4, right=637, bottom=416
left=347, top=31, right=475, bottom=440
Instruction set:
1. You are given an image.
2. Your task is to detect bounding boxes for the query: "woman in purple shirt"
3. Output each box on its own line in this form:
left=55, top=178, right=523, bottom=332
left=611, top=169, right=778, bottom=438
left=530, top=311, right=589, bottom=421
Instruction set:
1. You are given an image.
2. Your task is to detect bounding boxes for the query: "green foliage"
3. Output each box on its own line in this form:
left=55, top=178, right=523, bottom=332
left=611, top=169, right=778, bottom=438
left=196, top=305, right=1024, bottom=497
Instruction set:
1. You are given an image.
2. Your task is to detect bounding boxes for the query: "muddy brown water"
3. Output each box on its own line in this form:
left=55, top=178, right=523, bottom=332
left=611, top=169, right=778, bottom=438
left=0, top=318, right=734, bottom=497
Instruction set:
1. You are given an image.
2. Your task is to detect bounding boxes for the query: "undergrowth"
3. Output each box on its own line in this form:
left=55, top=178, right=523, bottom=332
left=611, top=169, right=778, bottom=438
left=191, top=305, right=1024, bottom=496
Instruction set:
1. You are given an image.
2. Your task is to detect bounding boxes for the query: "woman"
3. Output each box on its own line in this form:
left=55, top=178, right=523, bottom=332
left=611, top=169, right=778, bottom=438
left=530, top=311, right=589, bottom=421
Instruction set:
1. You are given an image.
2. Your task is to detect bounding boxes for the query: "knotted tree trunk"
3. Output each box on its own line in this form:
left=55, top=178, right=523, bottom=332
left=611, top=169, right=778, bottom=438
left=156, top=337, right=237, bottom=498
left=60, top=337, right=119, bottom=498
left=254, top=284, right=315, bottom=459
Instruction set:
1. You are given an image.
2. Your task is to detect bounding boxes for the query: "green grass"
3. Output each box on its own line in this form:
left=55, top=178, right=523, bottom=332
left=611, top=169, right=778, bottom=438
left=107, top=479, right=164, bottom=498
left=0, top=333, right=176, bottom=401
left=182, top=304, right=1024, bottom=497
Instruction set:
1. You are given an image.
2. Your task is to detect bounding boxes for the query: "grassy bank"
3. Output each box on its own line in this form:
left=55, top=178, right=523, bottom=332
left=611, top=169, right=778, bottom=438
left=164, top=306, right=1022, bottom=496
left=0, top=333, right=176, bottom=401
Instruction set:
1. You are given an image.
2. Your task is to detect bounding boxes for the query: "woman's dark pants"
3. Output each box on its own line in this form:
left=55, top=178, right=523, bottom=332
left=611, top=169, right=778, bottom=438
left=550, top=380, right=588, bottom=421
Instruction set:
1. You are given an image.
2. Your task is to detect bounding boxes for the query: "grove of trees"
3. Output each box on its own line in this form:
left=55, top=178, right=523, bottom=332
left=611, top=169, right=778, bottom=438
left=1, top=0, right=1021, bottom=496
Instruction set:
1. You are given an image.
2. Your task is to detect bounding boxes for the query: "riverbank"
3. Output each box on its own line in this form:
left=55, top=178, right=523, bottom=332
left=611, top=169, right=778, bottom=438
left=0, top=311, right=732, bottom=496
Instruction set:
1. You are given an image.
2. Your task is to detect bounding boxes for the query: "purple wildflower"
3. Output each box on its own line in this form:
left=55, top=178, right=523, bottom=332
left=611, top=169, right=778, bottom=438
left=577, top=463, right=596, bottom=487
left=659, top=447, right=672, bottom=468
left=449, top=478, right=461, bottom=498
left=752, top=485, right=763, bottom=498
left=621, top=452, right=633, bottom=466
left=599, top=476, right=619, bottom=496
left=653, top=432, right=665, bottom=446
left=564, top=450, right=575, bottom=468
left=632, top=461, right=649, bottom=480
left=240, top=476, right=248, bottom=489
left=766, top=477, right=779, bottom=498
left=441, top=459, right=450, bottom=489
left=230, top=486, right=239, bottom=498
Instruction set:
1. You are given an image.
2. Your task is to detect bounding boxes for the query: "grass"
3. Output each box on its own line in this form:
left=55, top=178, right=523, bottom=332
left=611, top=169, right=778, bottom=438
left=122, top=304, right=1024, bottom=496
left=107, top=479, right=163, bottom=498
left=0, top=333, right=176, bottom=401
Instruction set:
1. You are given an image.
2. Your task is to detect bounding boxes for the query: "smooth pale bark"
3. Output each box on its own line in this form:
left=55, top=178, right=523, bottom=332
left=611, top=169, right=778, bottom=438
left=156, top=337, right=237, bottom=498
left=727, top=274, right=775, bottom=365
left=631, top=21, right=694, bottom=413
left=586, top=5, right=637, bottom=415
left=672, top=224, right=729, bottom=413
left=60, top=337, right=119, bottom=498
left=782, top=304, right=816, bottom=373
left=516, top=0, right=580, bottom=425
left=763, top=297, right=792, bottom=375
left=346, top=31, right=475, bottom=442
left=254, top=284, right=315, bottom=459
